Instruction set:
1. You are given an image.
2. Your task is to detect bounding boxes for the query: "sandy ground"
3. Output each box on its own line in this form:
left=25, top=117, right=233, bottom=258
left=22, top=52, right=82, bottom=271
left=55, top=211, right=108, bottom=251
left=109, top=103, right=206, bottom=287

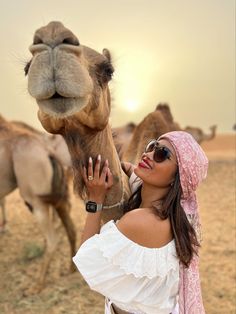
left=0, top=133, right=235, bottom=314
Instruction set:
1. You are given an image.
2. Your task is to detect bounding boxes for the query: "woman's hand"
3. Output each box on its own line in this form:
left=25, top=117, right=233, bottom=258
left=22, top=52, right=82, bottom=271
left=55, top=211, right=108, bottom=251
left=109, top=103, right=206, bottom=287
left=82, top=155, right=113, bottom=204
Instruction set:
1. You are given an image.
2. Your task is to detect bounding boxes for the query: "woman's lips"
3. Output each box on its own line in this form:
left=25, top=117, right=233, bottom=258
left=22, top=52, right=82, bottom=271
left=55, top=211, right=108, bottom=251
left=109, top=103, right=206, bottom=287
left=138, top=160, right=152, bottom=169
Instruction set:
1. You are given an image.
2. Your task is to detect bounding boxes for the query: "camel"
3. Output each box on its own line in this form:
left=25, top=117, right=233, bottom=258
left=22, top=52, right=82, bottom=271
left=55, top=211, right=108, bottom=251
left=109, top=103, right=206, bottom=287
left=184, top=125, right=217, bottom=144
left=11, top=120, right=72, bottom=169
left=0, top=115, right=76, bottom=294
left=112, top=103, right=217, bottom=165
left=112, top=104, right=179, bottom=160
left=155, top=103, right=217, bottom=144
left=155, top=103, right=181, bottom=131
left=25, top=21, right=130, bottom=222
left=112, top=122, right=136, bottom=159
left=0, top=120, right=72, bottom=232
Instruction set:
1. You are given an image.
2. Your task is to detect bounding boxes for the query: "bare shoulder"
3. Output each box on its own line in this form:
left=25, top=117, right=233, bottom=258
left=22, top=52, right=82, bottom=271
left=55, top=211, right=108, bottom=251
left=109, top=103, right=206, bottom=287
left=116, top=208, right=173, bottom=248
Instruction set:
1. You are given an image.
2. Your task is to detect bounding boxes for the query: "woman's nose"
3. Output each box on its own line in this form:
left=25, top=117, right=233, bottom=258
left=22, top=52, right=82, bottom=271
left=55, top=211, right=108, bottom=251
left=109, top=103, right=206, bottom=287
left=142, top=151, right=154, bottom=161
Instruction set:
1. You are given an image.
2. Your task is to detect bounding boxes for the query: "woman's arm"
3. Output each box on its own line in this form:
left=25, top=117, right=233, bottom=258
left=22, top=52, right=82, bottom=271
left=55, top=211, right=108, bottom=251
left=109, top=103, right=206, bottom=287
left=80, top=155, right=113, bottom=245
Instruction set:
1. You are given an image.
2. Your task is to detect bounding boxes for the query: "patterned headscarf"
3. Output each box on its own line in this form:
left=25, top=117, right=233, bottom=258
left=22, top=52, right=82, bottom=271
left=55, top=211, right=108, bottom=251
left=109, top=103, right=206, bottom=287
left=158, top=131, right=208, bottom=314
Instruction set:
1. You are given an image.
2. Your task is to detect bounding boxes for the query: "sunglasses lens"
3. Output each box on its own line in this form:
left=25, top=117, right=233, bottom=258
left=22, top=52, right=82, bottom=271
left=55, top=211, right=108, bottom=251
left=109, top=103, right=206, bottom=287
left=154, top=147, right=170, bottom=162
left=145, top=140, right=172, bottom=163
left=145, top=140, right=156, bottom=153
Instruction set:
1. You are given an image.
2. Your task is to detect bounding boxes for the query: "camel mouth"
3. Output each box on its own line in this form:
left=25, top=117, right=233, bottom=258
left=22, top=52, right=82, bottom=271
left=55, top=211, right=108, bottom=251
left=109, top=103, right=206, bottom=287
left=37, top=95, right=89, bottom=118
left=49, top=92, right=71, bottom=100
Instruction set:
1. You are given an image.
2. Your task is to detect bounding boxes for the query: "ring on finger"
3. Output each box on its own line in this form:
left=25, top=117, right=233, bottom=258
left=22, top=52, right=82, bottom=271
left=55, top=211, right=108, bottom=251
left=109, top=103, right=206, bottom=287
left=88, top=175, right=94, bottom=181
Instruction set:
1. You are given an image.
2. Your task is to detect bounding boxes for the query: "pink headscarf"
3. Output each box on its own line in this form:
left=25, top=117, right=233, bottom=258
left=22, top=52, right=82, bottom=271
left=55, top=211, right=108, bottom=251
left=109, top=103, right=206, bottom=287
left=158, top=131, right=208, bottom=314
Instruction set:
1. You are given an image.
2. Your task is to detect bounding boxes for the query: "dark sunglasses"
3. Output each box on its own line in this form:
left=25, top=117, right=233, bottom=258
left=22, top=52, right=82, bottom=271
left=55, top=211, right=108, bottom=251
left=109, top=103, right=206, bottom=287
left=144, top=139, right=175, bottom=163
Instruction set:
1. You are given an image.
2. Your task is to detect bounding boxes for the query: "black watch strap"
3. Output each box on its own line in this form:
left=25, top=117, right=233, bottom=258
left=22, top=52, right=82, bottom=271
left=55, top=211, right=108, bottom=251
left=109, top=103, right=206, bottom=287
left=85, top=201, right=103, bottom=213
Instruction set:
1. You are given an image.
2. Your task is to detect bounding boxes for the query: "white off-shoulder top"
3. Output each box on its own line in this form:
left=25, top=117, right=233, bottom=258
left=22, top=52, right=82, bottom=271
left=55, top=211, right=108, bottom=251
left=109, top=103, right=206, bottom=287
left=73, top=220, right=179, bottom=314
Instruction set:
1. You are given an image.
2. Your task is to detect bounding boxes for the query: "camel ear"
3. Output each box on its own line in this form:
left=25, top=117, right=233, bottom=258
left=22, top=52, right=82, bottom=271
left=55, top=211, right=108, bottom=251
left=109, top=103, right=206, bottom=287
left=102, top=48, right=112, bottom=63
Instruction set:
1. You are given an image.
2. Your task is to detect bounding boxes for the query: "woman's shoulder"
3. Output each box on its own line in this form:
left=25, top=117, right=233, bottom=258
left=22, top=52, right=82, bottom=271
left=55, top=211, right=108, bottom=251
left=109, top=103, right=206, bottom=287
left=116, top=208, right=173, bottom=249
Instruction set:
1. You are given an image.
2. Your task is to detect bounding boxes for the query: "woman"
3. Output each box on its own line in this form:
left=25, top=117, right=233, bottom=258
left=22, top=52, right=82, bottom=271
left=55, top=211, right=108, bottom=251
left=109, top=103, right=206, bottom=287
left=73, top=131, right=208, bottom=314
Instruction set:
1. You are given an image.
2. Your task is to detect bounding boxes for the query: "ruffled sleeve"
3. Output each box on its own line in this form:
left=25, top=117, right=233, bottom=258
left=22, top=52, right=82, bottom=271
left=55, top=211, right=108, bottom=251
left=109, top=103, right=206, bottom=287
left=73, top=220, right=179, bottom=299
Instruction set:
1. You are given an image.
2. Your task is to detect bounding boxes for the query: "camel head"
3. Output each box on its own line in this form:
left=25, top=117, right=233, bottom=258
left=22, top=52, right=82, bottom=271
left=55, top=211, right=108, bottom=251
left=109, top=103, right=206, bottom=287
left=155, top=103, right=174, bottom=124
left=25, top=21, right=114, bottom=133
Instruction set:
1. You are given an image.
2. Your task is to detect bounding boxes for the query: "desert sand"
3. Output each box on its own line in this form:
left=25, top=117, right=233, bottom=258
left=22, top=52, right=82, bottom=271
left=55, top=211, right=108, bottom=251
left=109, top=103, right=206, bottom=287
left=0, top=133, right=235, bottom=314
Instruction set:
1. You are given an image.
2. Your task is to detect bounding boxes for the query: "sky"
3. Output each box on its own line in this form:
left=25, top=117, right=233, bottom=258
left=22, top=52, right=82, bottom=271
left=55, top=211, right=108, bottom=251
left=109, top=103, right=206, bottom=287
left=0, top=0, right=235, bottom=133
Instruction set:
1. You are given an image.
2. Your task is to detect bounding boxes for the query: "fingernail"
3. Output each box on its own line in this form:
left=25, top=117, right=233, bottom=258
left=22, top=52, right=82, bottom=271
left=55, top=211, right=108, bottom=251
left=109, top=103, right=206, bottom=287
left=89, top=157, right=92, bottom=163
left=97, top=154, right=101, bottom=161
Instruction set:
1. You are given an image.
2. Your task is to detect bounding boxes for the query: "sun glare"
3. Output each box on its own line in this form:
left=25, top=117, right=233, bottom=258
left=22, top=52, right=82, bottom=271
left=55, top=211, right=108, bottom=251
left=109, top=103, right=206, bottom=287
left=125, top=99, right=139, bottom=112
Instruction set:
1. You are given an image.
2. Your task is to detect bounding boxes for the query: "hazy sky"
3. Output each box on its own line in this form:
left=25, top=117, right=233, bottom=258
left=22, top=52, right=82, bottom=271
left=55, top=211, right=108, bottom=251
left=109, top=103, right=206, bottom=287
left=0, top=0, right=235, bottom=133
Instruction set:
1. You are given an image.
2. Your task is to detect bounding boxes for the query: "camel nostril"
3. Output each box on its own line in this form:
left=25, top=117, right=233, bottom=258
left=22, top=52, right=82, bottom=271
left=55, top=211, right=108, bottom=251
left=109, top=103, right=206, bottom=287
left=62, top=37, right=80, bottom=46
left=33, top=35, right=43, bottom=45
left=32, top=35, right=79, bottom=48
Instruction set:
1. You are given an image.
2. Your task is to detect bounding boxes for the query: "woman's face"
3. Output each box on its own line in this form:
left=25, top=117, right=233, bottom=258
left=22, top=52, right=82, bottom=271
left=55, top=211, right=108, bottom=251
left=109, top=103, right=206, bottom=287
left=134, top=139, right=178, bottom=188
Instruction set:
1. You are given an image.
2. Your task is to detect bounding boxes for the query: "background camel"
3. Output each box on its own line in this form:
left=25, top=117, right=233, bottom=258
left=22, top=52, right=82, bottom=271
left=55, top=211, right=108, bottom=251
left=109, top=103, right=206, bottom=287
left=0, top=120, right=73, bottom=232
left=11, top=120, right=72, bottom=170
left=155, top=103, right=181, bottom=131
left=0, top=115, right=76, bottom=294
left=184, top=125, right=217, bottom=144
left=113, top=103, right=217, bottom=161
left=155, top=103, right=217, bottom=143
left=112, top=122, right=136, bottom=159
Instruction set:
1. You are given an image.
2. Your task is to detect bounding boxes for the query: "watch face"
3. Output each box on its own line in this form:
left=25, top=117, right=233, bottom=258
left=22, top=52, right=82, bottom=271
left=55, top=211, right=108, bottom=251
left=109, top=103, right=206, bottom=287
left=86, top=201, right=97, bottom=213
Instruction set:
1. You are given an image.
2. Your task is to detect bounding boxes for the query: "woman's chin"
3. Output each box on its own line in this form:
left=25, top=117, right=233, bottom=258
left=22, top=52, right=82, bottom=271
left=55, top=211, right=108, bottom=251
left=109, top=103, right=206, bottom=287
left=133, top=166, right=142, bottom=178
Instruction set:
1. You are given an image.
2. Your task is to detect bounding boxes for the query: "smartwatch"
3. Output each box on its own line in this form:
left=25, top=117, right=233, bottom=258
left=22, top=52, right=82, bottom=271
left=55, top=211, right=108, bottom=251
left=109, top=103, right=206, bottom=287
left=85, top=201, right=103, bottom=213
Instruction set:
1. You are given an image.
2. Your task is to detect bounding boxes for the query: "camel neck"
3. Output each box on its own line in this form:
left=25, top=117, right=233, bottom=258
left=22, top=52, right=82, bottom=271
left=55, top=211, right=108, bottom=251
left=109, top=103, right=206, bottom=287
left=63, top=120, right=129, bottom=221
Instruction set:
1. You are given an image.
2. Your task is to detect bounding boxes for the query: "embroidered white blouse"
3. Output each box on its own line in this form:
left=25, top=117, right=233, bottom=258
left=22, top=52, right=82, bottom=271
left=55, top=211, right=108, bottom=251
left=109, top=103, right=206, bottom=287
left=73, top=220, right=179, bottom=314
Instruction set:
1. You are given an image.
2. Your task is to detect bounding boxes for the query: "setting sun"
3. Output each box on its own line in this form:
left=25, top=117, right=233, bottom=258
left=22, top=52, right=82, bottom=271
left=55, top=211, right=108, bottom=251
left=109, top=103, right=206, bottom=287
left=125, top=99, right=139, bottom=112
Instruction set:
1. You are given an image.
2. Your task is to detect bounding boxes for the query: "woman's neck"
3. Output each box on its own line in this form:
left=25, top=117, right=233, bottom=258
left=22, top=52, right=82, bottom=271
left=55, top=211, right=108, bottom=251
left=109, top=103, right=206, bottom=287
left=140, top=183, right=170, bottom=209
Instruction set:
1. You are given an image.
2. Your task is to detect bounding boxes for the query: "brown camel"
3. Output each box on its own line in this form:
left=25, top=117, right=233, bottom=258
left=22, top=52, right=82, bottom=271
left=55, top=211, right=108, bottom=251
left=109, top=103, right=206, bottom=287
left=0, top=115, right=76, bottom=294
left=113, top=104, right=178, bottom=161
left=25, top=21, right=135, bottom=222
left=155, top=103, right=181, bottom=131
left=0, top=120, right=72, bottom=232
left=112, top=122, right=136, bottom=159
left=156, top=103, right=217, bottom=144
left=184, top=125, right=217, bottom=144
left=11, top=120, right=72, bottom=169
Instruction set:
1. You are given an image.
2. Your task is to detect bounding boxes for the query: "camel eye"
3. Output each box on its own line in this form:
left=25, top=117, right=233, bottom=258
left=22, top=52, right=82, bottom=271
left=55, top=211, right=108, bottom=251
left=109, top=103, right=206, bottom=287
left=96, top=61, right=114, bottom=84
left=33, top=36, right=43, bottom=45
left=104, top=66, right=114, bottom=79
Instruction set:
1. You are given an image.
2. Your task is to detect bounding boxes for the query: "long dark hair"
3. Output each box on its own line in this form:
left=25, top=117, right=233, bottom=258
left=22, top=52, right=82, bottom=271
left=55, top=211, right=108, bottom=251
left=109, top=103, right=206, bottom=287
left=123, top=172, right=199, bottom=267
